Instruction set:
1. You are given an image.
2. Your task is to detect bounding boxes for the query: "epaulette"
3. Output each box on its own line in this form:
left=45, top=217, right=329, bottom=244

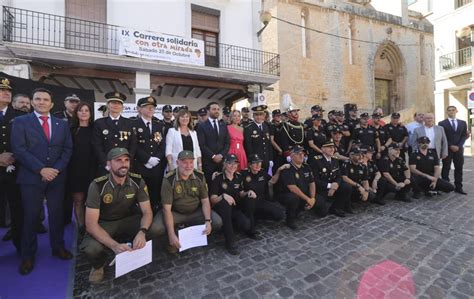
left=165, top=170, right=176, bottom=178
left=129, top=172, right=142, bottom=179
left=94, top=176, right=108, bottom=183
left=314, top=155, right=323, bottom=160
left=194, top=169, right=205, bottom=175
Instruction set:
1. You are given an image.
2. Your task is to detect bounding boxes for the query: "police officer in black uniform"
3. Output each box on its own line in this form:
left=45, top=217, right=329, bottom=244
left=330, top=126, right=349, bottom=163
left=240, top=107, right=251, bottom=128
left=385, top=112, right=409, bottom=160
left=221, top=106, right=231, bottom=125
left=271, top=146, right=315, bottom=229
left=133, top=96, right=166, bottom=212
left=304, top=105, right=327, bottom=130
left=344, top=103, right=360, bottom=134
left=372, top=112, right=389, bottom=160
left=161, top=104, right=174, bottom=136
left=240, top=154, right=285, bottom=236
left=194, top=107, right=208, bottom=131
left=310, top=140, right=352, bottom=217
left=53, top=93, right=80, bottom=124
left=244, top=105, right=273, bottom=171
left=306, top=114, right=327, bottom=164
left=91, top=92, right=137, bottom=175
left=270, top=109, right=284, bottom=172
left=341, top=148, right=375, bottom=205
left=349, top=112, right=377, bottom=152
left=361, top=145, right=386, bottom=205
left=409, top=136, right=454, bottom=197
left=0, top=77, right=25, bottom=251
left=379, top=143, right=412, bottom=202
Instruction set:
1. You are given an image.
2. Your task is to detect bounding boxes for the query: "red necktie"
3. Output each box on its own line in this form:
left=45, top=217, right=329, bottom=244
left=39, top=116, right=50, bottom=141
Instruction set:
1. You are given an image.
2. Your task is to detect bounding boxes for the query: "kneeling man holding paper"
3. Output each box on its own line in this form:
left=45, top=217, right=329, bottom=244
left=154, top=150, right=223, bottom=253
left=81, top=148, right=160, bottom=284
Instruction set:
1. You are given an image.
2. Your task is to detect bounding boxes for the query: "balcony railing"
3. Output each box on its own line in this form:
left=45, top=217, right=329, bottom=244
left=2, top=6, right=279, bottom=76
left=455, top=0, right=472, bottom=9
left=439, top=47, right=472, bottom=72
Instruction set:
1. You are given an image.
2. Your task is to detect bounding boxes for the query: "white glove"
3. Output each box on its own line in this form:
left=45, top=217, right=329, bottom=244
left=286, top=156, right=292, bottom=163
left=148, top=157, right=160, bottom=167
left=269, top=160, right=274, bottom=168
left=145, top=162, right=153, bottom=169
left=105, top=165, right=110, bottom=171
left=6, top=165, right=15, bottom=173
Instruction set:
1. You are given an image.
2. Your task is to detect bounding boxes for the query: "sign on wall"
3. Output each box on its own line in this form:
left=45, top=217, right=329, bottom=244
left=468, top=90, right=474, bottom=109
left=118, top=28, right=205, bottom=66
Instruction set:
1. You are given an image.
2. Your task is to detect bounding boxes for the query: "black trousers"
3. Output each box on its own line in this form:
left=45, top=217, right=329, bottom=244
left=350, top=186, right=376, bottom=203
left=317, top=181, right=352, bottom=212
left=240, top=196, right=284, bottom=233
left=380, top=179, right=411, bottom=200
left=213, top=199, right=250, bottom=245
left=442, top=148, right=464, bottom=190
left=277, top=193, right=306, bottom=223
left=203, top=161, right=222, bottom=192
left=412, top=174, right=455, bottom=193
left=0, top=175, right=23, bottom=252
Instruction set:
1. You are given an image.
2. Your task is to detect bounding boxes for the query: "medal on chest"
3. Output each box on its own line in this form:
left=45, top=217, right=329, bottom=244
left=103, top=193, right=113, bottom=204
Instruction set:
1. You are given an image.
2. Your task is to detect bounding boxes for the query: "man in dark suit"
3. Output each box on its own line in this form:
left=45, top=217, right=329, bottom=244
left=438, top=106, right=469, bottom=194
left=0, top=78, right=25, bottom=252
left=244, top=105, right=273, bottom=171
left=133, top=96, right=166, bottom=212
left=92, top=92, right=137, bottom=175
left=11, top=88, right=73, bottom=275
left=197, top=101, right=230, bottom=186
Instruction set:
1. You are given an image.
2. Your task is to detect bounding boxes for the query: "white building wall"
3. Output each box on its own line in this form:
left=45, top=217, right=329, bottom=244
left=5, top=0, right=65, bottom=15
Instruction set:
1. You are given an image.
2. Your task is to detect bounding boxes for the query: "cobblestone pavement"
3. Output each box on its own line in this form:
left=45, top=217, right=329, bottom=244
left=74, top=157, right=474, bottom=298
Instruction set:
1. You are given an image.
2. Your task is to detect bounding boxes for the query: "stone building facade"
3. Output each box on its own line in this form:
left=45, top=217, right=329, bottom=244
left=261, top=0, right=434, bottom=119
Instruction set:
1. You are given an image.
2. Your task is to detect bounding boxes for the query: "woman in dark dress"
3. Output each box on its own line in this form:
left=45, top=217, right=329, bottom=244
left=68, top=102, right=95, bottom=230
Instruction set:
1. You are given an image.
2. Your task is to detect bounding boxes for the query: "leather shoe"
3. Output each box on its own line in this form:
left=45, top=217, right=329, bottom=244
left=330, top=208, right=345, bottom=218
left=455, top=189, right=467, bottom=195
left=19, top=259, right=34, bottom=275
left=2, top=229, right=12, bottom=241
left=225, top=244, right=239, bottom=256
left=286, top=220, right=297, bottom=230
left=412, top=192, right=421, bottom=199
left=247, top=232, right=263, bottom=240
left=89, top=266, right=105, bottom=284
left=52, top=247, right=73, bottom=260
left=35, top=223, right=47, bottom=234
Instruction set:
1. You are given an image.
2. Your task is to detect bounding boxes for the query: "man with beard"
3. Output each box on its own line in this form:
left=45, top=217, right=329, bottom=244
left=81, top=148, right=159, bottom=284
left=12, top=94, right=31, bottom=113
left=409, top=136, right=454, bottom=198
left=280, top=106, right=305, bottom=157
left=240, top=107, right=251, bottom=128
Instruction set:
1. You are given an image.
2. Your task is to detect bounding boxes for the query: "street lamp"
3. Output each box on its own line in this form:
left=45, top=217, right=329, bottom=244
left=257, top=11, right=272, bottom=38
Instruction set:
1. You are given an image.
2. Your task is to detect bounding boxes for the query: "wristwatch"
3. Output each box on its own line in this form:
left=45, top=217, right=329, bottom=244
left=139, top=227, right=148, bottom=234
left=205, top=219, right=212, bottom=224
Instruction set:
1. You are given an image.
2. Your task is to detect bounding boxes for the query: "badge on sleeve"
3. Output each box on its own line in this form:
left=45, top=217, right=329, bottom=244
left=103, top=193, right=113, bottom=204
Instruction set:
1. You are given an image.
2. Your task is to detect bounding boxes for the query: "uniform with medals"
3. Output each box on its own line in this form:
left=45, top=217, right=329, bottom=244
left=378, top=143, right=412, bottom=201
left=243, top=105, right=273, bottom=171
left=91, top=92, right=137, bottom=174
left=133, top=97, right=166, bottom=212
left=0, top=78, right=25, bottom=251
left=240, top=154, right=285, bottom=235
left=310, top=141, right=352, bottom=217
left=209, top=154, right=250, bottom=252
left=80, top=149, right=157, bottom=270
left=409, top=137, right=454, bottom=196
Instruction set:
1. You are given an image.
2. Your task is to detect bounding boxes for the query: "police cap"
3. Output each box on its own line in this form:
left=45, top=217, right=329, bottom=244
left=272, top=109, right=281, bottom=116
left=290, top=145, right=306, bottom=154
left=107, top=148, right=130, bottom=161
left=417, top=136, right=430, bottom=144
left=241, top=107, right=250, bottom=113
left=198, top=107, right=207, bottom=116
left=387, top=143, right=400, bottom=150
left=65, top=94, right=80, bottom=102
left=391, top=112, right=401, bottom=118
left=252, top=105, right=268, bottom=112
left=224, top=154, right=239, bottom=163
left=0, top=78, right=12, bottom=90
left=311, top=105, right=325, bottom=112
left=360, top=112, right=369, bottom=118
left=162, top=105, right=172, bottom=112
left=105, top=91, right=126, bottom=104
left=322, top=140, right=335, bottom=147
left=248, top=154, right=263, bottom=164
left=137, top=96, right=157, bottom=107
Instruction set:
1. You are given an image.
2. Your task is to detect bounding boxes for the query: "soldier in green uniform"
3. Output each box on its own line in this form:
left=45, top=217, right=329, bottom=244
left=153, top=150, right=222, bottom=253
left=81, top=148, right=159, bottom=284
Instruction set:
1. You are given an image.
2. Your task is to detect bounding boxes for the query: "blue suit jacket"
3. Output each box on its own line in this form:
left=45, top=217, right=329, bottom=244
left=196, top=119, right=230, bottom=162
left=11, top=113, right=73, bottom=185
left=438, top=119, right=469, bottom=149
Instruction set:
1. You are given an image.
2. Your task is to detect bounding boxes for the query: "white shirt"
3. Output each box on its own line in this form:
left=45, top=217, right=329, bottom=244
left=209, top=118, right=219, bottom=134
left=424, top=126, right=435, bottom=149
left=141, top=116, right=152, bottom=134
left=109, top=115, right=121, bottom=121
left=406, top=121, right=423, bottom=135
left=34, top=111, right=52, bottom=137
left=448, top=118, right=458, bottom=131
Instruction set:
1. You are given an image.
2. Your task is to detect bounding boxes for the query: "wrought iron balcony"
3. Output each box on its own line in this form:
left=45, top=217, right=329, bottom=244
left=439, top=47, right=472, bottom=72
left=2, top=6, right=279, bottom=76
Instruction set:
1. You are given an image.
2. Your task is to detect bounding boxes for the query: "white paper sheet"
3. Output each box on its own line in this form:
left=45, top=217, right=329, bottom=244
left=178, top=224, right=208, bottom=252
left=115, top=240, right=152, bottom=278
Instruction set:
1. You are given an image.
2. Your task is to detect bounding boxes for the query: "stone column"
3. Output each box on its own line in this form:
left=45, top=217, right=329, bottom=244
left=134, top=71, right=152, bottom=103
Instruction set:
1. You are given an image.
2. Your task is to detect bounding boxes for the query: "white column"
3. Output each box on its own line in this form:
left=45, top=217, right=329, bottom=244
left=133, top=71, right=152, bottom=103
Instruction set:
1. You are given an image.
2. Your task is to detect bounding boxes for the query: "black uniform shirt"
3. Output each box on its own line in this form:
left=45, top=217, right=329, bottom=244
left=210, top=172, right=243, bottom=200
left=352, top=125, right=376, bottom=146
left=279, top=163, right=314, bottom=196
left=240, top=169, right=270, bottom=196
left=379, top=156, right=408, bottom=182
left=374, top=125, right=389, bottom=145
left=306, top=126, right=327, bottom=149
left=365, top=160, right=379, bottom=183
left=409, top=149, right=439, bottom=176
left=385, top=123, right=408, bottom=143
left=341, top=161, right=368, bottom=184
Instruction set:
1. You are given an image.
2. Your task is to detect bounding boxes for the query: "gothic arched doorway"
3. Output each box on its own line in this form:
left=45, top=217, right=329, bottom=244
left=373, top=42, right=405, bottom=115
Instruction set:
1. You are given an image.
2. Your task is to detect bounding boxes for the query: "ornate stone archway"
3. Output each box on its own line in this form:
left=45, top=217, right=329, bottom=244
left=373, top=42, right=406, bottom=114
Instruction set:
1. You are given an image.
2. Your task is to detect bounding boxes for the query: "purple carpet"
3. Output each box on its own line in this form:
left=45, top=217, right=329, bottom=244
left=0, top=215, right=76, bottom=299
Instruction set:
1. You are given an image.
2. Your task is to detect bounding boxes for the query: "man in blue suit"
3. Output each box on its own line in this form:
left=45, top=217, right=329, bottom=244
left=438, top=105, right=469, bottom=195
left=11, top=88, right=73, bottom=275
left=196, top=101, right=230, bottom=186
